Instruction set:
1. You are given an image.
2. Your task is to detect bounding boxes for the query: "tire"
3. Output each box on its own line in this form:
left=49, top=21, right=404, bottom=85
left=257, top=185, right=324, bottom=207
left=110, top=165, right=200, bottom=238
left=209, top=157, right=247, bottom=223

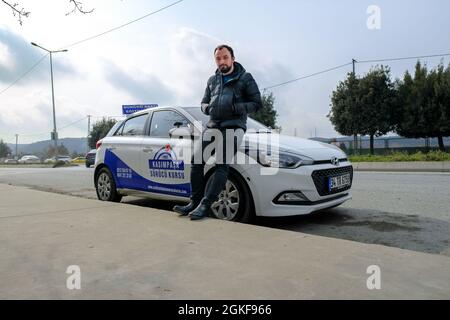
left=95, top=167, right=122, bottom=202
left=205, top=170, right=254, bottom=223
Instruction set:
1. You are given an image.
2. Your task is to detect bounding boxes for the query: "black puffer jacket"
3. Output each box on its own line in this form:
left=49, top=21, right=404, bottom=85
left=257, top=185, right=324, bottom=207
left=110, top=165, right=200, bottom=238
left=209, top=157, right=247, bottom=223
left=201, top=62, right=262, bottom=131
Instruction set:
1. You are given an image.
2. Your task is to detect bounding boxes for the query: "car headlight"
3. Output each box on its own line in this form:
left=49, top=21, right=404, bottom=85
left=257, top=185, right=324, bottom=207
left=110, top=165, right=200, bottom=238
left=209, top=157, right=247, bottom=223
left=250, top=149, right=314, bottom=168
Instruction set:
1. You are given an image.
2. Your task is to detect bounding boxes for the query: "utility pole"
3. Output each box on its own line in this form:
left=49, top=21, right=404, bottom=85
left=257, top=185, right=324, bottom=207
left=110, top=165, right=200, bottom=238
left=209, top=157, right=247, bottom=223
left=49, top=51, right=57, bottom=157
left=352, top=58, right=358, bottom=153
left=87, top=115, right=91, bottom=153
left=15, top=134, right=18, bottom=159
left=31, top=42, right=67, bottom=160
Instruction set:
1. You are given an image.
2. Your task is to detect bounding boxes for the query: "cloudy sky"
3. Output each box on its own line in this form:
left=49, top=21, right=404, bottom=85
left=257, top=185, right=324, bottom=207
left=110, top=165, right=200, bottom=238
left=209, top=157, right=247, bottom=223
left=1, top=0, right=450, bottom=144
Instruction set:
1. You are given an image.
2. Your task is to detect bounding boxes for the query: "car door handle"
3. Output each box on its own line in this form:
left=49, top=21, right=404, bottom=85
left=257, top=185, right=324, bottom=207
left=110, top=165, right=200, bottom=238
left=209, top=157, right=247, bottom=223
left=143, top=147, right=154, bottom=153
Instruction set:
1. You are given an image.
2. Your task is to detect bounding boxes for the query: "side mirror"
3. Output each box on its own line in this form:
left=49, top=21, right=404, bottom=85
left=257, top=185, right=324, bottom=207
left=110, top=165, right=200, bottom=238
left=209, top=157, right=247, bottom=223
left=169, top=126, right=194, bottom=139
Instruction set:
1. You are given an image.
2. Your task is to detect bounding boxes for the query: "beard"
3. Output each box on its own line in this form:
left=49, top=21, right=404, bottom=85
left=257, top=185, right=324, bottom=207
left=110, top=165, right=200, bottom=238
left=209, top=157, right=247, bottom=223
left=219, top=64, right=232, bottom=74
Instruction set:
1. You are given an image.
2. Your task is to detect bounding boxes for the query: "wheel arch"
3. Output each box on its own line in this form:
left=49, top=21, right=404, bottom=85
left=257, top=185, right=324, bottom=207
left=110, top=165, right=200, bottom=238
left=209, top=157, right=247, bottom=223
left=94, top=163, right=116, bottom=185
left=204, top=166, right=256, bottom=218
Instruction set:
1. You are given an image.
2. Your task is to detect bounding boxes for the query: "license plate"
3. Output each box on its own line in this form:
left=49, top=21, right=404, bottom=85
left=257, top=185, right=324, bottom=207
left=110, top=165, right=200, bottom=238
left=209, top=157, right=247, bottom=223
left=328, top=173, right=351, bottom=191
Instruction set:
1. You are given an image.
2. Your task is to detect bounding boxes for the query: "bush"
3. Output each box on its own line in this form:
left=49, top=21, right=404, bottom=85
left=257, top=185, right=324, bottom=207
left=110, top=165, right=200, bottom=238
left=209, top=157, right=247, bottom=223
left=349, top=151, right=450, bottom=162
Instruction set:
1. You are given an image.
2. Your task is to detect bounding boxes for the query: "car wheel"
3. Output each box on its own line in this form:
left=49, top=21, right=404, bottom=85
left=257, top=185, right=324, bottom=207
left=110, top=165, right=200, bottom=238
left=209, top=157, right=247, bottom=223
left=95, top=167, right=122, bottom=202
left=205, top=171, right=254, bottom=223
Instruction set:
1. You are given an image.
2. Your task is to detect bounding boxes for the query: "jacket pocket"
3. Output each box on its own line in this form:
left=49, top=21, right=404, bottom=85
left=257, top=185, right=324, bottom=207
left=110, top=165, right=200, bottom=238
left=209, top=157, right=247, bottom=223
left=222, top=92, right=234, bottom=117
left=231, top=88, right=246, bottom=116
left=208, top=95, right=221, bottom=120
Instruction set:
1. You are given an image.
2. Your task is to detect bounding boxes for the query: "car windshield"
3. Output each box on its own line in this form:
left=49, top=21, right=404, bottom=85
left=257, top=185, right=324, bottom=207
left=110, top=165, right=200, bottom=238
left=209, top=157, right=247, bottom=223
left=183, top=107, right=270, bottom=131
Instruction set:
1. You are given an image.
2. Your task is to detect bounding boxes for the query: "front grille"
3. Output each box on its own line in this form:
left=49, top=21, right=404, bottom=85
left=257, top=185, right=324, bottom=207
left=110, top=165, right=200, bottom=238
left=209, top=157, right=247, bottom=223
left=311, top=165, right=353, bottom=196
left=313, top=158, right=348, bottom=165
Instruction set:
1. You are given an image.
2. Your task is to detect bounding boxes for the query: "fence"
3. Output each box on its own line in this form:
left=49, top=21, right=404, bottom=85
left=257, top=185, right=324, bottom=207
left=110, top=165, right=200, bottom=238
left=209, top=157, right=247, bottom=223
left=316, top=136, right=450, bottom=155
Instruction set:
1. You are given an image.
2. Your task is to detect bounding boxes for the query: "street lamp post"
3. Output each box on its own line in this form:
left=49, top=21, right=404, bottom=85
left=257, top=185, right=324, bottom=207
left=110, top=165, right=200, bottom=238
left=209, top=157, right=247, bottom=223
left=31, top=42, right=67, bottom=159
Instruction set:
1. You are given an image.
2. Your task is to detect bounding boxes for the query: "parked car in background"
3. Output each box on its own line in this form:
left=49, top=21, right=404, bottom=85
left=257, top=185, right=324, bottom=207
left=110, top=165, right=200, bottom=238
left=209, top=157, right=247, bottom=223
left=3, top=159, right=18, bottom=164
left=57, top=156, right=72, bottom=163
left=71, top=157, right=86, bottom=164
left=85, top=149, right=97, bottom=167
left=44, top=156, right=72, bottom=164
left=18, top=155, right=41, bottom=164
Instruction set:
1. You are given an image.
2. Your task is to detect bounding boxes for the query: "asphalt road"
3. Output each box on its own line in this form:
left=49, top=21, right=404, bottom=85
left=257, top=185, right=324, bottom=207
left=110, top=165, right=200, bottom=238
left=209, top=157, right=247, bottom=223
left=0, top=166, right=449, bottom=256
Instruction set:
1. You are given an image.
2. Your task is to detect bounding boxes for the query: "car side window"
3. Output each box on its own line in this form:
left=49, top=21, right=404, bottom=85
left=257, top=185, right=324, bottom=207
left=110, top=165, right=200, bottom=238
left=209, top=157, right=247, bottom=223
left=119, top=114, right=148, bottom=136
left=109, top=121, right=124, bottom=136
left=149, top=110, right=190, bottom=138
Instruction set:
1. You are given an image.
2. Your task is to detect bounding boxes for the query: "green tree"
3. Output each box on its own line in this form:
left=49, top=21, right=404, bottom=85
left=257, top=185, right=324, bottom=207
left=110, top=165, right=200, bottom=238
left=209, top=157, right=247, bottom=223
left=395, top=61, right=450, bottom=151
left=328, top=72, right=364, bottom=153
left=251, top=92, right=279, bottom=129
left=0, top=139, right=12, bottom=157
left=358, top=66, right=396, bottom=154
left=88, top=118, right=117, bottom=149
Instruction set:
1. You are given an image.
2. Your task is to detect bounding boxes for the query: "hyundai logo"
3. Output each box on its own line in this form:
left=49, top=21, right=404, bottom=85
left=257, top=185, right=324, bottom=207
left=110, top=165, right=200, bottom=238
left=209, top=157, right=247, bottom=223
left=331, top=157, right=339, bottom=166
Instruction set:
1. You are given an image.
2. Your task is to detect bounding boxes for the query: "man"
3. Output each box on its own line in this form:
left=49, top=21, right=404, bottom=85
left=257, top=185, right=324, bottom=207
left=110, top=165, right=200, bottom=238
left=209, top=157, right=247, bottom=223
left=173, top=44, right=263, bottom=220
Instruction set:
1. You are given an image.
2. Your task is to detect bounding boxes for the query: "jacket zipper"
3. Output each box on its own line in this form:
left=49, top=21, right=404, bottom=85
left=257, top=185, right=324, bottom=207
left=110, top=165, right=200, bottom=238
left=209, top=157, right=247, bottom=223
left=217, top=69, right=241, bottom=119
left=218, top=74, right=223, bottom=119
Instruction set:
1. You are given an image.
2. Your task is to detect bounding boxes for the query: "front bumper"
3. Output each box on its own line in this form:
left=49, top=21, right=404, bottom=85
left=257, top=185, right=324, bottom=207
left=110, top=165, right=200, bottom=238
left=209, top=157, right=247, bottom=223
left=238, top=162, right=353, bottom=217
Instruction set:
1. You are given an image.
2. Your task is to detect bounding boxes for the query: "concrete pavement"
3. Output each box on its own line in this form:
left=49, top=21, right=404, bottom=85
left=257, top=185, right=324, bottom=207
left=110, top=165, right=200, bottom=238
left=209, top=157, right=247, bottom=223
left=0, top=183, right=449, bottom=299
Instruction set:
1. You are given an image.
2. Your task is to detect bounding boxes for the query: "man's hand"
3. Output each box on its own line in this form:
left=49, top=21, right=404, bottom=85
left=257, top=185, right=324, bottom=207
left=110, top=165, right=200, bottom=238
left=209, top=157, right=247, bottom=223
left=201, top=103, right=210, bottom=115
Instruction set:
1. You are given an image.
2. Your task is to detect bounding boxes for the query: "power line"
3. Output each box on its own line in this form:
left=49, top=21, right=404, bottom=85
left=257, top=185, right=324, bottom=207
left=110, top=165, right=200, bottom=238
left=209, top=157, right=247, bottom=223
left=59, top=116, right=88, bottom=130
left=0, top=53, right=48, bottom=95
left=20, top=131, right=50, bottom=137
left=60, top=0, right=185, bottom=49
left=263, top=62, right=352, bottom=91
left=263, top=52, right=450, bottom=91
left=357, top=52, right=450, bottom=64
left=0, top=117, right=88, bottom=139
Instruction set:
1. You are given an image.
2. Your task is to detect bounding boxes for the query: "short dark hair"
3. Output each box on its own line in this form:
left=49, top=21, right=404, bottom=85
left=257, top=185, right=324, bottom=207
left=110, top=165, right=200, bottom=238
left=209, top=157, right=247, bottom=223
left=214, top=44, right=234, bottom=58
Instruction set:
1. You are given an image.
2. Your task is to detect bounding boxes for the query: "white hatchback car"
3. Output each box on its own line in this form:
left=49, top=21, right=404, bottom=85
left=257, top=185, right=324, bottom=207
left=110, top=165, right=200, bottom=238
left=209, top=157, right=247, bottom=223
left=94, top=106, right=353, bottom=222
left=18, top=155, right=41, bottom=164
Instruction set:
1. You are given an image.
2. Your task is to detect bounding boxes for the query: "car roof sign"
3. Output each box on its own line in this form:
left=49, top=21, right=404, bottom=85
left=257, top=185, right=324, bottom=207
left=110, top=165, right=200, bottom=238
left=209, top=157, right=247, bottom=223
left=122, top=104, right=158, bottom=116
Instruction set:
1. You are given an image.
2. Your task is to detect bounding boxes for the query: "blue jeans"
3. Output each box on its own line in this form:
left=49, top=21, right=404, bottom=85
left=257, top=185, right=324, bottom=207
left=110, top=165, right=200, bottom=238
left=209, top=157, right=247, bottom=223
left=190, top=127, right=244, bottom=204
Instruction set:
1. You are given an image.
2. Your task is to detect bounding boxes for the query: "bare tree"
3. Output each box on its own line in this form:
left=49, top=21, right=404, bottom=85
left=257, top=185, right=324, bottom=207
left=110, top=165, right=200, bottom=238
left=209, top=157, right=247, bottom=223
left=1, top=0, right=30, bottom=25
left=65, top=0, right=94, bottom=16
left=2, top=0, right=94, bottom=25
